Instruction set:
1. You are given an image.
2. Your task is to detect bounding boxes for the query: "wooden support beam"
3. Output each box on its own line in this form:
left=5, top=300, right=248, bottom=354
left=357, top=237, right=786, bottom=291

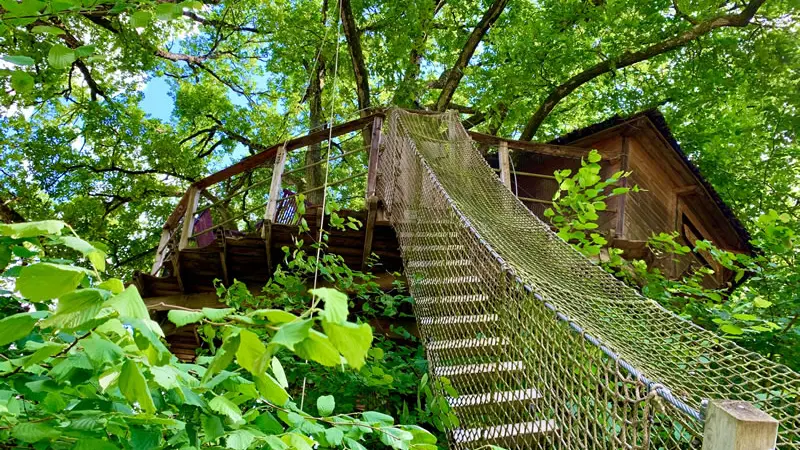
left=498, top=140, right=511, bottom=188
left=151, top=229, right=172, bottom=275
left=366, top=116, right=383, bottom=199
left=178, top=187, right=200, bottom=250
left=468, top=131, right=596, bottom=160
left=615, top=135, right=630, bottom=239
left=702, top=400, right=778, bottom=450
left=362, top=195, right=379, bottom=271
left=171, top=254, right=185, bottom=293
left=219, top=236, right=229, bottom=286
left=265, top=145, right=287, bottom=224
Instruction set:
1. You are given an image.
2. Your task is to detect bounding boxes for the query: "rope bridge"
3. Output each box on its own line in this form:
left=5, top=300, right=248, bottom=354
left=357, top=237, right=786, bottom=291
left=378, top=109, right=799, bottom=449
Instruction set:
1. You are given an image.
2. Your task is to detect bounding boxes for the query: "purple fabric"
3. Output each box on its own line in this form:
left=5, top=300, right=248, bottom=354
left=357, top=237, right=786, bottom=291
left=193, top=209, right=215, bottom=248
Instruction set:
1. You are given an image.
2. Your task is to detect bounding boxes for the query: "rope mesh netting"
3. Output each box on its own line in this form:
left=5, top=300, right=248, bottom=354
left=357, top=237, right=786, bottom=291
left=377, top=109, right=799, bottom=449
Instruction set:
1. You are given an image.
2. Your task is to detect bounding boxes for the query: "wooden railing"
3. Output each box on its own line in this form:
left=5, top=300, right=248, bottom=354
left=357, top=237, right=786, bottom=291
left=150, top=110, right=590, bottom=276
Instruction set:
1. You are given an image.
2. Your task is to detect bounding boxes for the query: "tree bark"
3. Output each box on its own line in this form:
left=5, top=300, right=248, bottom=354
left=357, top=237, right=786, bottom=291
left=520, top=0, right=767, bottom=140
left=434, top=0, right=509, bottom=111
left=0, top=197, right=24, bottom=223
left=392, top=0, right=446, bottom=107
left=340, top=0, right=370, bottom=116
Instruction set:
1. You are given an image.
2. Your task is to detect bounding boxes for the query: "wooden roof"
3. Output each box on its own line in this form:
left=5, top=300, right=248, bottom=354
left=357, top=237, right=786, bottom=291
left=550, top=109, right=752, bottom=252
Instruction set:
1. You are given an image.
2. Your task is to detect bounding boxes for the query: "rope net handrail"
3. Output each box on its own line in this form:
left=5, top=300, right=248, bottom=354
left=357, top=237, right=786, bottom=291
left=378, top=109, right=799, bottom=449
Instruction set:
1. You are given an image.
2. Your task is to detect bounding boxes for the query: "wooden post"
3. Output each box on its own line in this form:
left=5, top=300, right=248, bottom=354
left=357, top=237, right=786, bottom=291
left=615, top=135, right=631, bottom=239
left=262, top=145, right=287, bottom=276
left=178, top=187, right=200, bottom=250
left=702, top=400, right=778, bottom=450
left=151, top=228, right=172, bottom=275
left=498, top=140, right=511, bottom=188
left=366, top=116, right=383, bottom=200
left=264, top=145, right=288, bottom=225
left=361, top=195, right=379, bottom=271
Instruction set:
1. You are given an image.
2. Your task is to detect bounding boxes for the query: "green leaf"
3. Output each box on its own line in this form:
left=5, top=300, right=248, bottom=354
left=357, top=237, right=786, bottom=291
left=81, top=333, right=123, bottom=366
left=280, top=433, right=314, bottom=450
left=59, top=236, right=106, bottom=271
left=311, top=288, right=349, bottom=323
left=0, top=220, right=64, bottom=237
left=97, top=278, right=125, bottom=294
left=32, top=25, right=65, bottom=35
left=3, top=55, right=35, bottom=66
left=254, top=373, right=290, bottom=405
left=753, top=297, right=772, bottom=308
left=119, top=360, right=156, bottom=414
left=271, top=319, right=312, bottom=350
left=250, top=309, right=298, bottom=323
left=587, top=150, right=602, bottom=163
left=324, top=427, right=344, bottom=446
left=105, top=285, right=150, bottom=320
left=322, top=321, right=372, bottom=369
left=0, top=313, right=38, bottom=346
left=203, top=331, right=239, bottom=382
left=130, top=11, right=152, bottom=28
left=11, top=421, right=60, bottom=443
left=131, top=427, right=161, bottom=450
left=236, top=329, right=269, bottom=375
left=720, top=324, right=744, bottom=336
left=201, top=414, right=225, bottom=443
left=733, top=313, right=758, bottom=321
left=209, top=395, right=244, bottom=425
left=362, top=411, right=394, bottom=426
left=226, top=429, right=256, bottom=450
left=294, top=329, right=341, bottom=366
left=149, top=365, right=180, bottom=390
left=168, top=309, right=205, bottom=328
left=155, top=3, right=181, bottom=20
left=23, top=342, right=63, bottom=368
left=202, top=307, right=234, bottom=321
left=47, top=44, right=76, bottom=69
left=271, top=357, right=288, bottom=388
left=254, top=412, right=283, bottom=434
left=17, top=263, right=87, bottom=301
left=40, top=288, right=105, bottom=331
left=316, top=395, right=335, bottom=416
left=75, top=45, right=96, bottom=58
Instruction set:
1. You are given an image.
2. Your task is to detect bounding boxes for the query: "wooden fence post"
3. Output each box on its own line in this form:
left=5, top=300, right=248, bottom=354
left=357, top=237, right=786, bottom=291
left=151, top=228, right=172, bottom=275
left=366, top=116, right=383, bottom=200
left=498, top=140, right=511, bottom=188
left=702, top=400, right=778, bottom=450
left=178, top=186, right=200, bottom=250
left=262, top=145, right=287, bottom=275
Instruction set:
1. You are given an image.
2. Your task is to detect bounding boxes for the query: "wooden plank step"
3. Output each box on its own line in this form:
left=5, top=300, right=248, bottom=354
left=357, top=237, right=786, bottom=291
left=406, top=259, right=472, bottom=269
left=418, top=314, right=497, bottom=337
left=415, top=294, right=487, bottom=306
left=447, top=388, right=540, bottom=409
left=428, top=337, right=507, bottom=353
left=452, top=420, right=556, bottom=445
left=419, top=314, right=497, bottom=327
left=397, top=231, right=460, bottom=239
left=404, top=245, right=465, bottom=252
left=434, top=361, right=523, bottom=378
left=414, top=276, right=480, bottom=286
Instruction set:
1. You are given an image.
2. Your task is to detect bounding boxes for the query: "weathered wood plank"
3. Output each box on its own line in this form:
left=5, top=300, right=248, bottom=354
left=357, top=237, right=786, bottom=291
left=178, top=187, right=200, bottom=250
left=362, top=195, right=379, bottom=271
left=702, top=399, right=778, bottom=450
left=468, top=131, right=596, bottom=160
left=498, top=140, right=511, bottom=187
left=366, top=116, right=383, bottom=199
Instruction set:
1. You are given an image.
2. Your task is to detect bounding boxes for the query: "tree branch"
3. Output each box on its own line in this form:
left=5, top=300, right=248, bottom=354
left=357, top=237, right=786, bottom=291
left=434, top=0, right=509, bottom=111
left=340, top=0, right=371, bottom=115
left=520, top=0, right=766, bottom=140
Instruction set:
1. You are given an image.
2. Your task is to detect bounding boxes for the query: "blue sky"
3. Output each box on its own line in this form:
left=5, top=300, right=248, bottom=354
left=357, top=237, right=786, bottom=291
left=140, top=77, right=174, bottom=122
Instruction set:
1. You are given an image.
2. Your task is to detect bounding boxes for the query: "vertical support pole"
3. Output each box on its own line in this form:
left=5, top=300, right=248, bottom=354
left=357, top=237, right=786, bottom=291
left=615, top=135, right=630, bottom=239
left=361, top=195, right=379, bottom=271
left=702, top=400, right=778, bottom=450
left=178, top=186, right=200, bottom=251
left=498, top=140, right=511, bottom=188
left=264, top=145, right=288, bottom=225
left=366, top=116, right=383, bottom=200
left=151, top=228, right=171, bottom=275
left=263, top=145, right=287, bottom=276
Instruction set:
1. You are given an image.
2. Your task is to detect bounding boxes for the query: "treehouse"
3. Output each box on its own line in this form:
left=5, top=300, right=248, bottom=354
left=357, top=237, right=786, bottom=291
left=132, top=109, right=795, bottom=449
left=136, top=109, right=751, bottom=359
left=481, top=109, right=752, bottom=287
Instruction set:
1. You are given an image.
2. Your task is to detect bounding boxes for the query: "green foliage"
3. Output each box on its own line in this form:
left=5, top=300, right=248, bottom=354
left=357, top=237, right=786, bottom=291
left=548, top=164, right=800, bottom=371
left=0, top=222, right=440, bottom=449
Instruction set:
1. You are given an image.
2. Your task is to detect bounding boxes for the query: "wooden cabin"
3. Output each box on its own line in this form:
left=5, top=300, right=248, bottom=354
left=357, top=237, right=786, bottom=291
left=136, top=109, right=752, bottom=359
left=481, top=109, right=752, bottom=287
